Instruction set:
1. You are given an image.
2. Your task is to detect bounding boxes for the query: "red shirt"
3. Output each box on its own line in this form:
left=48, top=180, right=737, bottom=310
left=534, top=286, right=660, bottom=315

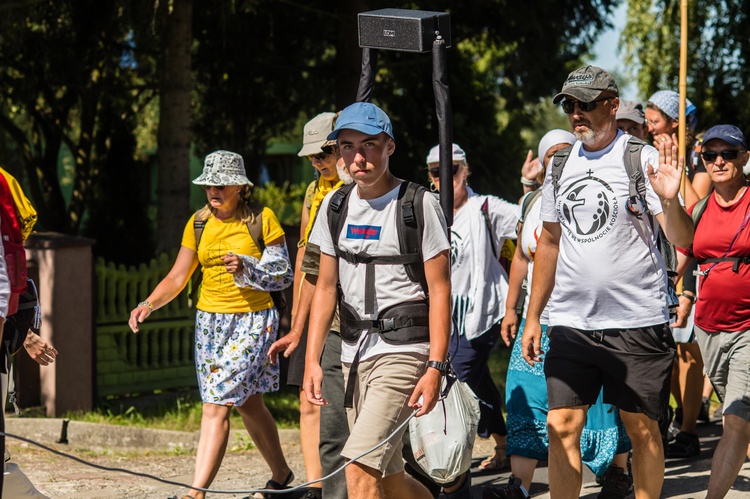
left=689, top=187, right=750, bottom=332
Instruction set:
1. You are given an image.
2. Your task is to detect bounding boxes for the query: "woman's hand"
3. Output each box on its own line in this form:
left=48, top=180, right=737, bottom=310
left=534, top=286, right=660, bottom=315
left=521, top=149, right=541, bottom=183
left=128, top=303, right=151, bottom=333
left=23, top=332, right=58, bottom=366
left=501, top=310, right=519, bottom=347
left=222, top=252, right=244, bottom=275
left=268, top=330, right=302, bottom=365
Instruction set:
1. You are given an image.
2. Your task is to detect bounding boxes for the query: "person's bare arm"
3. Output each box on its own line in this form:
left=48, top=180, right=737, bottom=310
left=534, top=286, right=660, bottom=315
left=128, top=246, right=199, bottom=332
left=502, top=236, right=530, bottom=346
left=650, top=140, right=695, bottom=248
left=409, top=250, right=451, bottom=417
left=522, top=222, right=560, bottom=366
left=303, top=252, right=338, bottom=406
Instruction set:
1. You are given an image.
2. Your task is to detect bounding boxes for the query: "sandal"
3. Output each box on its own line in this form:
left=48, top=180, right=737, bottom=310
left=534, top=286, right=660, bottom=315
left=251, top=470, right=295, bottom=499
left=168, top=496, right=195, bottom=499
left=479, top=445, right=511, bottom=471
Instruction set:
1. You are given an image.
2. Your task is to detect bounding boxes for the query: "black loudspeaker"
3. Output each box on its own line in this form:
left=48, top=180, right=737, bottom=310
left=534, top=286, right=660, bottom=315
left=358, top=8, right=451, bottom=53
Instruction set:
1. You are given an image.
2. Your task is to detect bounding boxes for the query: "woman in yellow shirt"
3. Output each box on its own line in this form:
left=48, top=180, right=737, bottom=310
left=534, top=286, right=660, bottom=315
left=128, top=150, right=294, bottom=499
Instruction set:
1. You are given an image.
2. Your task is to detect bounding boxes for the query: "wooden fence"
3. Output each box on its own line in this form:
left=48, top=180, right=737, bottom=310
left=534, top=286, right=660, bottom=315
left=95, top=253, right=197, bottom=398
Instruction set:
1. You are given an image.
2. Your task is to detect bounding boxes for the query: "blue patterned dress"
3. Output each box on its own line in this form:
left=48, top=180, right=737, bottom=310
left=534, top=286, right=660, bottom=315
left=505, top=320, right=632, bottom=476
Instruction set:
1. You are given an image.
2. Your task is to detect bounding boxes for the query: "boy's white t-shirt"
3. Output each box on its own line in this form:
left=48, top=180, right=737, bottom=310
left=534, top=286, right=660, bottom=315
left=539, top=131, right=671, bottom=330
left=310, top=182, right=450, bottom=363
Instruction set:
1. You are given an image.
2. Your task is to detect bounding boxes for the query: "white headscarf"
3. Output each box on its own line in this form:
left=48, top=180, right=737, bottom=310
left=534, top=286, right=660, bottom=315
left=538, top=129, right=576, bottom=171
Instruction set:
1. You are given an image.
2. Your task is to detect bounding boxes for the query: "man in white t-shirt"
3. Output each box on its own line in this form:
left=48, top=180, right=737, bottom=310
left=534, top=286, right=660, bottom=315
left=522, top=66, right=694, bottom=499
left=303, top=102, right=451, bottom=499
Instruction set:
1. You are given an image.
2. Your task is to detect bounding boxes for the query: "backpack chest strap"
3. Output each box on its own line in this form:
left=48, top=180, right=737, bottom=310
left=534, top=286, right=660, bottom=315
left=335, top=248, right=421, bottom=314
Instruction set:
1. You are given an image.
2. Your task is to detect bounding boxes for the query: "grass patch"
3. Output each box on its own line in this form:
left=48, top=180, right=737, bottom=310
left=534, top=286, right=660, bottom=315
left=61, top=386, right=300, bottom=433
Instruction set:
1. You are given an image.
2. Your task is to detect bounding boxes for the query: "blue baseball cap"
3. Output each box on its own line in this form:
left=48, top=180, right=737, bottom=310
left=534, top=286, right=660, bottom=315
left=327, top=102, right=394, bottom=141
left=703, top=124, right=747, bottom=149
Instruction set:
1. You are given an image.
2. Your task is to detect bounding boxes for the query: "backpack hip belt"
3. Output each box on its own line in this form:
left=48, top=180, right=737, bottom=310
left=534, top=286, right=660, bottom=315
left=339, top=298, right=430, bottom=408
left=698, top=256, right=750, bottom=273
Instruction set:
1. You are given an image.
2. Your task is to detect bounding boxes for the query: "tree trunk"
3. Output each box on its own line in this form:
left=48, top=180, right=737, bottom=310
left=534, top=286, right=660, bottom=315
left=156, top=0, right=193, bottom=253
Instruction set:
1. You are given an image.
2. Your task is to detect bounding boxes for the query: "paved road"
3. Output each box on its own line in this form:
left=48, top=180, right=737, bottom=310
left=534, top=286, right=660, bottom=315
left=5, top=416, right=750, bottom=498
left=469, top=421, right=750, bottom=499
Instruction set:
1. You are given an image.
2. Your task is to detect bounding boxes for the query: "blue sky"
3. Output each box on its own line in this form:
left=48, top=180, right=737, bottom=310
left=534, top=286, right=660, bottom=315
left=589, top=2, right=638, bottom=99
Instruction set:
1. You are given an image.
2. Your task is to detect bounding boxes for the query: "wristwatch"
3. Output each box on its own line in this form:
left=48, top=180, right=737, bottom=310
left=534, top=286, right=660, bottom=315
left=426, top=360, right=450, bottom=376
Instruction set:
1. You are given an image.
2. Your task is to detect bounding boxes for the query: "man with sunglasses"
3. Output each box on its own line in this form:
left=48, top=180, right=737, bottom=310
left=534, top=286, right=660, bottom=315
left=677, top=124, right=750, bottom=498
left=522, top=65, right=694, bottom=499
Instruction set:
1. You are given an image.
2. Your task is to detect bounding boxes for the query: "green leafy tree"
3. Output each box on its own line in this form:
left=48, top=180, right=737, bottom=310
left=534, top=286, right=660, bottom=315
left=622, top=0, right=750, bottom=132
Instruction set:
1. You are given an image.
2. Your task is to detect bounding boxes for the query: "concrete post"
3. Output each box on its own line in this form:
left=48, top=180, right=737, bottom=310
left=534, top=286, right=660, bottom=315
left=24, top=233, right=95, bottom=417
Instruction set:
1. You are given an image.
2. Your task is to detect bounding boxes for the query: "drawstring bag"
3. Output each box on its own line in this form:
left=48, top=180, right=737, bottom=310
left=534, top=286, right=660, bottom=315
left=408, top=373, right=480, bottom=484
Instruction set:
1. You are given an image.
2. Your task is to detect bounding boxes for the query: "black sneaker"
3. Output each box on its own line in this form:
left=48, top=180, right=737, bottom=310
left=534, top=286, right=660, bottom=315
left=698, top=398, right=711, bottom=423
left=667, top=431, right=700, bottom=458
left=298, top=488, right=322, bottom=499
left=482, top=475, right=530, bottom=499
left=597, top=464, right=633, bottom=499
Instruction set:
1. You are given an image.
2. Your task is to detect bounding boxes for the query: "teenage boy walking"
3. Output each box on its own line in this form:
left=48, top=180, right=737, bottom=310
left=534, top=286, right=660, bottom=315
left=303, top=101, right=451, bottom=499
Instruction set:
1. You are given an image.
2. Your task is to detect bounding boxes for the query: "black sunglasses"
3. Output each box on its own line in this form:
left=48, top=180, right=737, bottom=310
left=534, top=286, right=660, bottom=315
left=561, top=97, right=613, bottom=115
left=429, top=163, right=461, bottom=178
left=307, top=152, right=331, bottom=162
left=201, top=185, right=225, bottom=191
left=700, top=150, right=747, bottom=162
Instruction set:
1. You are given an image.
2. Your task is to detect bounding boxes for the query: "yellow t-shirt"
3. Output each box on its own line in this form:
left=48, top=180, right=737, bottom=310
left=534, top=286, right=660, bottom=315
left=182, top=207, right=285, bottom=314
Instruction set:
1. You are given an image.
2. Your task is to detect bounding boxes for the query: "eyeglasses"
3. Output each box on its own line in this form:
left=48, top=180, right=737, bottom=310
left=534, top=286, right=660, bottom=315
left=201, top=185, right=225, bottom=191
left=700, top=150, right=747, bottom=162
left=306, top=152, right=331, bottom=162
left=429, top=163, right=461, bottom=178
left=561, top=97, right=614, bottom=115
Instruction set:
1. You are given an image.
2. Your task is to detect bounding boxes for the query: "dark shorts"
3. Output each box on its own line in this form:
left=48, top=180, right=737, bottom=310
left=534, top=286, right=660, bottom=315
left=286, top=330, right=307, bottom=387
left=545, top=324, right=676, bottom=421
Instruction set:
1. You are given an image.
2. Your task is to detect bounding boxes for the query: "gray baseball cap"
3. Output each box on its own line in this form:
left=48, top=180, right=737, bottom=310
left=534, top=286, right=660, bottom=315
left=553, top=65, right=619, bottom=104
left=616, top=100, right=645, bottom=124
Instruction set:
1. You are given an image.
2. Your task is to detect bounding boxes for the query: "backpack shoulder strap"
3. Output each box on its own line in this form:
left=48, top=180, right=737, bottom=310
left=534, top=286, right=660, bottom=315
left=245, top=208, right=265, bottom=252
left=519, top=189, right=543, bottom=224
left=550, top=145, right=573, bottom=195
left=691, top=195, right=710, bottom=228
left=327, top=183, right=356, bottom=254
left=623, top=137, right=649, bottom=210
left=193, top=211, right=207, bottom=248
left=396, top=181, right=428, bottom=292
left=480, top=197, right=498, bottom=258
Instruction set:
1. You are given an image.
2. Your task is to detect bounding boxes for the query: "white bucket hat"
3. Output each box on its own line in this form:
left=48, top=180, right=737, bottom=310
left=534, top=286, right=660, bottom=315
left=192, top=150, right=253, bottom=187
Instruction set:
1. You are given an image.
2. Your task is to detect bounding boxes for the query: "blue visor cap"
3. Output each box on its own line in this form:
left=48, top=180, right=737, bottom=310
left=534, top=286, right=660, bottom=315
left=703, top=124, right=747, bottom=149
left=327, top=102, right=394, bottom=141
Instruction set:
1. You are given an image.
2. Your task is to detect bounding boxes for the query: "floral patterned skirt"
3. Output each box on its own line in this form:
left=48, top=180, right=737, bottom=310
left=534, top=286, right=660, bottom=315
left=194, top=307, right=280, bottom=406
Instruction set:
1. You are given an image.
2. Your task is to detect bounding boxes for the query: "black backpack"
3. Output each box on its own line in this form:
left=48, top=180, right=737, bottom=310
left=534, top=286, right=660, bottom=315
left=193, top=209, right=287, bottom=318
left=1, top=277, right=40, bottom=373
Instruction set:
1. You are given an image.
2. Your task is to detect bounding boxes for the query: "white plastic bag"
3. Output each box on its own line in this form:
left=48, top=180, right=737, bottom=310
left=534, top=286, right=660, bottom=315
left=408, top=376, right=480, bottom=484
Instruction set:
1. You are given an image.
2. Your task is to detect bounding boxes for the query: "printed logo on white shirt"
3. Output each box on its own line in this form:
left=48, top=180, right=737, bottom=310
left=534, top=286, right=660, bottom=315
left=346, top=224, right=382, bottom=240
left=556, top=172, right=619, bottom=244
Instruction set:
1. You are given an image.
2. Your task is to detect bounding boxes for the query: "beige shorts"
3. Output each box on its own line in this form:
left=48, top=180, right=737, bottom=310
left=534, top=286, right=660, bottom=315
left=341, top=351, right=428, bottom=476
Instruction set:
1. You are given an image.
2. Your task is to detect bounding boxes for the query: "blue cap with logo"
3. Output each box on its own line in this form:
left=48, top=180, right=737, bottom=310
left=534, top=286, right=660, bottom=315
left=327, top=102, right=394, bottom=141
left=703, top=124, right=747, bottom=149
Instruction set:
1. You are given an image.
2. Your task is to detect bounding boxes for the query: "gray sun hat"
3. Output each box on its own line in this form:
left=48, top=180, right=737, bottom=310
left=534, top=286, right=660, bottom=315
left=298, top=112, right=337, bottom=157
left=552, top=65, right=619, bottom=104
left=616, top=100, right=645, bottom=124
left=192, top=150, right=253, bottom=187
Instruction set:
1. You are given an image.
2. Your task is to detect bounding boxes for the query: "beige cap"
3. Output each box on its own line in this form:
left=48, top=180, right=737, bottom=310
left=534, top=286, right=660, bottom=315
left=298, top=112, right=336, bottom=157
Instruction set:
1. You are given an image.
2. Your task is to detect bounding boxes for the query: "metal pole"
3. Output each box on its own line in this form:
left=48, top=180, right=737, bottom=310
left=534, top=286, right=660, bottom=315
left=432, top=35, right=454, bottom=227
left=356, top=48, right=378, bottom=103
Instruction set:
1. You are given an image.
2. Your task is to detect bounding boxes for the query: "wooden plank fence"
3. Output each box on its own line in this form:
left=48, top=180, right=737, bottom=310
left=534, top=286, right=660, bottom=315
left=95, top=253, right=197, bottom=398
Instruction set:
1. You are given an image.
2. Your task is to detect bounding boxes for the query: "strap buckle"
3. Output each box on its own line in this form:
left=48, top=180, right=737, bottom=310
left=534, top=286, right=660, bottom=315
left=376, top=317, right=396, bottom=331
